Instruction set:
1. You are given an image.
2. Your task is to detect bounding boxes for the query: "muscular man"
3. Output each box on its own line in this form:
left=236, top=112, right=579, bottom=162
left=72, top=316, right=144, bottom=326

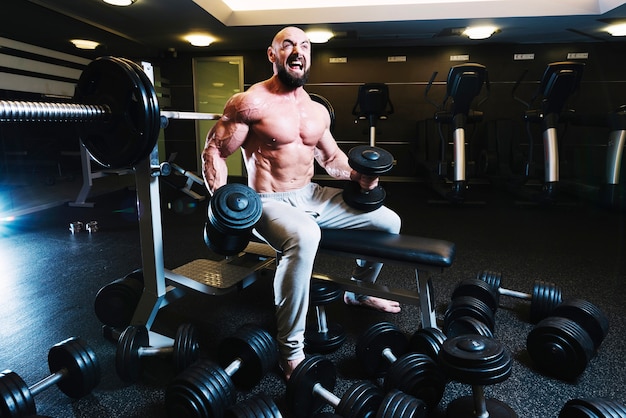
left=202, top=26, right=401, bottom=380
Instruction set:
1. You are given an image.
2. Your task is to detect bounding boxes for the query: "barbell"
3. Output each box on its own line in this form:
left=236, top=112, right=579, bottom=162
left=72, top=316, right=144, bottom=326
left=0, top=56, right=220, bottom=169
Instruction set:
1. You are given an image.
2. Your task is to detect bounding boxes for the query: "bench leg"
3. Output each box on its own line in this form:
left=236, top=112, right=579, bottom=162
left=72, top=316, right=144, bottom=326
left=416, top=269, right=437, bottom=329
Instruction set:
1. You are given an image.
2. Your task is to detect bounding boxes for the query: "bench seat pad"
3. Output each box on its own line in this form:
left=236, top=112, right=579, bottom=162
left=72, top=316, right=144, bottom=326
left=320, top=229, right=455, bottom=268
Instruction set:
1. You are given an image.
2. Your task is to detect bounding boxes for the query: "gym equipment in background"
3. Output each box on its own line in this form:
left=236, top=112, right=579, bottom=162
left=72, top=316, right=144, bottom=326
left=510, top=61, right=584, bottom=204
left=352, top=82, right=394, bottom=147
left=423, top=63, right=489, bottom=203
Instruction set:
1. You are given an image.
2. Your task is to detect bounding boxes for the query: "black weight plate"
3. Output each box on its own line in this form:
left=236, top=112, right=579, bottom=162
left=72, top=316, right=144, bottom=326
left=209, top=184, right=262, bottom=232
left=445, top=316, right=494, bottom=339
left=115, top=325, right=148, bottom=383
left=336, top=381, right=383, bottom=418
left=378, top=389, right=428, bottom=418
left=444, top=296, right=495, bottom=333
left=356, top=322, right=408, bottom=377
left=476, top=270, right=503, bottom=290
left=439, top=335, right=511, bottom=386
left=527, top=317, right=595, bottom=381
left=74, top=56, right=157, bottom=168
left=286, top=355, right=336, bottom=418
left=173, top=323, right=200, bottom=373
left=347, top=145, right=394, bottom=175
left=409, top=327, right=447, bottom=362
left=530, top=281, right=563, bottom=323
left=551, top=299, right=609, bottom=349
left=561, top=398, right=626, bottom=418
left=342, top=182, right=385, bottom=212
left=93, top=274, right=144, bottom=328
left=0, top=370, right=37, bottom=417
left=451, top=279, right=499, bottom=313
left=305, top=322, right=346, bottom=353
left=446, top=396, right=518, bottom=418
left=48, top=337, right=101, bottom=398
left=384, top=353, right=446, bottom=410
left=217, top=324, right=278, bottom=389
left=310, top=280, right=343, bottom=305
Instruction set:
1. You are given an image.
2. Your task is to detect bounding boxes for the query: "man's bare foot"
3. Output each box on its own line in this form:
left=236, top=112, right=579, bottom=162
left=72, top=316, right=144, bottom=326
left=280, top=356, right=305, bottom=381
left=344, top=293, right=401, bottom=313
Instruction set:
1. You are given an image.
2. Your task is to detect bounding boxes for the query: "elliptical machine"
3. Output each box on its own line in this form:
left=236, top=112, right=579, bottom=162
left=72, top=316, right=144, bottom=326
left=424, top=63, right=489, bottom=203
left=511, top=61, right=584, bottom=203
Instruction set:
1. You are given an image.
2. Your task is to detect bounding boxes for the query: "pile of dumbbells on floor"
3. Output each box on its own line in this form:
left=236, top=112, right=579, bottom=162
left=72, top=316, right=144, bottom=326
left=2, top=269, right=625, bottom=418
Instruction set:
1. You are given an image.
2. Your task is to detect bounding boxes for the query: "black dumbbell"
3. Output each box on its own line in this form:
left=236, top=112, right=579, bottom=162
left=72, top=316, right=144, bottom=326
left=527, top=298, right=609, bottom=381
left=477, top=270, right=563, bottom=323
left=305, top=279, right=346, bottom=353
left=559, top=397, right=626, bottom=417
left=409, top=327, right=447, bottom=362
left=0, top=337, right=100, bottom=418
left=93, top=268, right=144, bottom=328
left=225, top=394, right=283, bottom=418
left=115, top=323, right=199, bottom=382
left=286, top=355, right=427, bottom=418
left=356, top=322, right=446, bottom=410
left=439, top=334, right=517, bottom=418
left=165, top=324, right=278, bottom=418
left=444, top=279, right=496, bottom=338
left=342, top=145, right=394, bottom=212
left=205, top=183, right=263, bottom=256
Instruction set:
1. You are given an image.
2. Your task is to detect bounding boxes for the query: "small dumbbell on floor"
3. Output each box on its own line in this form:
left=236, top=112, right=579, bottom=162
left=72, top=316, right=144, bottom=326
left=559, top=397, right=626, bottom=417
left=225, top=394, right=283, bottom=418
left=116, top=323, right=199, bottom=382
left=0, top=337, right=100, bottom=418
left=527, top=298, right=609, bottom=381
left=439, top=334, right=517, bottom=418
left=356, top=322, right=447, bottom=410
left=94, top=268, right=144, bottom=328
left=286, top=355, right=428, bottom=418
left=444, top=278, right=496, bottom=338
left=304, top=278, right=346, bottom=353
left=477, top=270, right=563, bottom=323
left=165, top=324, right=278, bottom=418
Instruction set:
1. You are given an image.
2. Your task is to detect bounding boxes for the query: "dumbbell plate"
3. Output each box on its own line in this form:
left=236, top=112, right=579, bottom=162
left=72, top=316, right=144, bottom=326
left=347, top=145, right=394, bottom=175
left=409, top=327, right=446, bottom=362
left=116, top=325, right=149, bottom=383
left=356, top=322, right=408, bottom=377
left=336, top=381, right=384, bottom=418
left=305, top=323, right=347, bottom=353
left=451, top=279, right=499, bottom=313
left=445, top=316, right=494, bottom=339
left=559, top=398, right=626, bottom=418
left=225, top=394, right=283, bottom=418
left=377, top=389, right=428, bottom=418
left=530, top=281, right=563, bottom=323
left=384, top=353, right=446, bottom=410
left=0, top=370, right=36, bottom=417
left=286, top=355, right=336, bottom=418
left=93, top=269, right=144, bottom=328
left=447, top=396, right=518, bottom=418
left=173, top=323, right=200, bottom=373
left=550, top=299, right=609, bottom=348
left=48, top=337, right=101, bottom=398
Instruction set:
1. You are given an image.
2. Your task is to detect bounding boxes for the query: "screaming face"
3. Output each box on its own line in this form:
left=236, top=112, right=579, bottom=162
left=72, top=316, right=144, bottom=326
left=276, top=52, right=309, bottom=88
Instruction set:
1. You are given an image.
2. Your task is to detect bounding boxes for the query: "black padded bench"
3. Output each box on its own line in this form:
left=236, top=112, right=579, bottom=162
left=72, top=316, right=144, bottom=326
left=314, top=229, right=456, bottom=329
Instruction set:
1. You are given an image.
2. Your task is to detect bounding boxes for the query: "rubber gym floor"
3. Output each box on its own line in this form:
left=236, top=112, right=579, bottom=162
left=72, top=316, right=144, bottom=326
left=0, top=175, right=624, bottom=418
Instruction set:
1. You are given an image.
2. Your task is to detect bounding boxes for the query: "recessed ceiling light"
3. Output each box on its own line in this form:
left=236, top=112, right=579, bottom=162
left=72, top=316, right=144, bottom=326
left=606, top=23, right=626, bottom=36
left=184, top=34, right=216, bottom=47
left=70, top=39, right=100, bottom=50
left=306, top=30, right=334, bottom=43
left=102, top=0, right=136, bottom=6
left=463, top=26, right=498, bottom=40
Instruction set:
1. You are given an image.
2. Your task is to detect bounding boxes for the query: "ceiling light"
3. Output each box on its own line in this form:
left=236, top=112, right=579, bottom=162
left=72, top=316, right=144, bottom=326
left=102, top=0, right=136, bottom=6
left=463, top=26, right=497, bottom=40
left=306, top=30, right=334, bottom=43
left=70, top=39, right=100, bottom=50
left=606, top=23, right=626, bottom=36
left=185, top=34, right=216, bottom=47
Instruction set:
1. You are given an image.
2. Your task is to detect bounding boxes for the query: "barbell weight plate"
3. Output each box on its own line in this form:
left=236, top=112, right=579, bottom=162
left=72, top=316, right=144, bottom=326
left=529, top=281, right=563, bottom=323
left=451, top=278, right=499, bottom=313
left=93, top=271, right=144, bottom=328
left=74, top=56, right=159, bottom=168
left=48, top=337, right=101, bottom=398
left=0, top=370, right=37, bottom=417
left=173, top=323, right=200, bottom=374
left=347, top=145, right=394, bottom=176
left=217, top=324, right=278, bottom=390
left=342, top=182, right=386, bottom=212
left=384, top=353, right=446, bottom=410
left=439, top=335, right=512, bottom=386
left=165, top=359, right=236, bottom=418
left=408, top=327, right=446, bottom=362
left=310, top=280, right=343, bottom=305
left=527, top=317, right=595, bottom=381
left=550, top=299, right=609, bottom=349
left=335, top=381, right=384, bottom=418
left=356, top=322, right=409, bottom=377
left=286, top=355, right=336, bottom=418
left=115, top=325, right=148, bottom=383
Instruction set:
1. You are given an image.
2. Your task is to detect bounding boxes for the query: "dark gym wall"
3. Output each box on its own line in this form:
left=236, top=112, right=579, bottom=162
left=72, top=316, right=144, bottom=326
left=160, top=41, right=626, bottom=185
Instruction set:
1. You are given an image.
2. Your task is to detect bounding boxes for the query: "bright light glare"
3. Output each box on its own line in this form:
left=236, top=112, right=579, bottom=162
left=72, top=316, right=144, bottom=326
left=607, top=23, right=626, bottom=36
left=185, top=34, right=216, bottom=47
left=463, top=26, right=497, bottom=39
left=306, top=30, right=334, bottom=43
left=70, top=39, right=100, bottom=50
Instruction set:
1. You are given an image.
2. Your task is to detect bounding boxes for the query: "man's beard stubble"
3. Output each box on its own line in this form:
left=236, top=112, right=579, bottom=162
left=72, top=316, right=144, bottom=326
left=276, top=62, right=309, bottom=88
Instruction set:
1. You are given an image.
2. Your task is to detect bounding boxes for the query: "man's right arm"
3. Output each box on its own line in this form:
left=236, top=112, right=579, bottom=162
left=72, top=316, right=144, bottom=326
left=201, top=94, right=251, bottom=195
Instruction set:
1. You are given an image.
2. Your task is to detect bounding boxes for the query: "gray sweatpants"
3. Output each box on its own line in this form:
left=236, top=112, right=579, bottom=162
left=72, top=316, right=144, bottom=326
left=255, top=183, right=401, bottom=361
